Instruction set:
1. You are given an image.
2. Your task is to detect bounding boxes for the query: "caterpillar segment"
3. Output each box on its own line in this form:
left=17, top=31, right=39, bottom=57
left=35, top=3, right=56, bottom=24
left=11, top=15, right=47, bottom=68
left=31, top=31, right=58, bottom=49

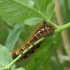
left=12, top=21, right=54, bottom=61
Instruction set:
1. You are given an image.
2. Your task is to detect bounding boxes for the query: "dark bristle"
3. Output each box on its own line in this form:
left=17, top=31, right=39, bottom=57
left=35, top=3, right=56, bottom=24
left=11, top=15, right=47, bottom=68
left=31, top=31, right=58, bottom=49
left=19, top=49, right=24, bottom=54
left=30, top=47, right=35, bottom=53
left=23, top=54, right=28, bottom=58
left=43, top=20, right=47, bottom=24
left=12, top=53, right=18, bottom=59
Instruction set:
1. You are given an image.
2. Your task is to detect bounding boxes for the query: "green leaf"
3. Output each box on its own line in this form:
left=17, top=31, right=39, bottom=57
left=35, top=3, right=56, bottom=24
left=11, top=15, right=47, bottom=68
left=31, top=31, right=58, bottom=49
left=24, top=34, right=61, bottom=70
left=46, top=2, right=55, bottom=20
left=5, top=23, right=23, bottom=51
left=0, top=18, right=8, bottom=45
left=13, top=67, right=25, bottom=70
left=0, top=0, right=53, bottom=23
left=0, top=44, right=15, bottom=69
left=14, top=0, right=34, bottom=7
left=0, top=0, right=40, bottom=23
left=24, top=36, right=54, bottom=70
left=41, top=56, right=51, bottom=70
left=40, top=33, right=62, bottom=70
left=24, top=17, right=43, bottom=26
left=34, top=0, right=51, bottom=14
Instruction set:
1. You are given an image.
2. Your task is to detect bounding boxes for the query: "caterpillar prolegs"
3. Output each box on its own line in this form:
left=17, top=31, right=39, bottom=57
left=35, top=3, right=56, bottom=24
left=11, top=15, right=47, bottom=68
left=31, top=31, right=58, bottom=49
left=12, top=21, right=54, bottom=61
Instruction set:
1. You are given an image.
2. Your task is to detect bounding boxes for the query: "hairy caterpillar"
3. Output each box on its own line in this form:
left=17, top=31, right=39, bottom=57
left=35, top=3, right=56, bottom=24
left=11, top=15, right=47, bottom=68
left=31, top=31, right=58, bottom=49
left=12, top=21, right=54, bottom=61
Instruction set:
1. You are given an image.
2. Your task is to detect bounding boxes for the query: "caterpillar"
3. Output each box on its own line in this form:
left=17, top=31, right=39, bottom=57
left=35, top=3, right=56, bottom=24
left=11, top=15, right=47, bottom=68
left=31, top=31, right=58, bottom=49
left=12, top=21, right=54, bottom=61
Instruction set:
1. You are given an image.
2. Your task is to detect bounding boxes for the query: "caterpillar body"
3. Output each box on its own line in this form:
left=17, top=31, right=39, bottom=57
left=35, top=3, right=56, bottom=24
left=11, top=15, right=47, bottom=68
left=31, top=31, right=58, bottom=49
left=12, top=21, right=54, bottom=61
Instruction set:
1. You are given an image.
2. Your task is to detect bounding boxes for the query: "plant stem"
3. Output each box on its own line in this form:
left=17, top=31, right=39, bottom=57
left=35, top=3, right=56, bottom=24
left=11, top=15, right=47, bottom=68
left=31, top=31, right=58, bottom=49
left=55, top=22, right=70, bottom=33
left=38, top=11, right=59, bottom=28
